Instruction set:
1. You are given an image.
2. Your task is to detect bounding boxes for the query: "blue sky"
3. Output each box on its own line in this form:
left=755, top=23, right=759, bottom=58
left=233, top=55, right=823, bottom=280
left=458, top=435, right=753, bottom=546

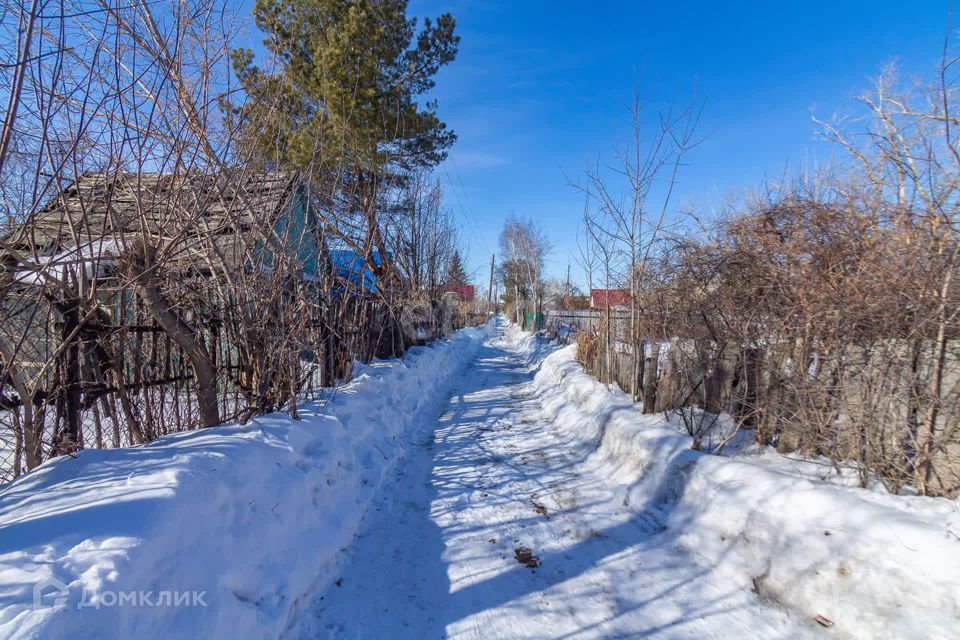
left=405, top=1, right=952, bottom=286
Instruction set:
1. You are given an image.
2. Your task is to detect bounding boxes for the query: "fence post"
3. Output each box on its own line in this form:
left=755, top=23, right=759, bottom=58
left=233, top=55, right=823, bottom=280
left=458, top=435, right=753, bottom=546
left=642, top=341, right=659, bottom=413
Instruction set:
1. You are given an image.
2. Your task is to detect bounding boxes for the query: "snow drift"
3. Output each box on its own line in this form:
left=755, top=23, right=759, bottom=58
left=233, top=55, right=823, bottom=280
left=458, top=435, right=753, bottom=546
left=534, top=343, right=960, bottom=639
left=0, top=324, right=490, bottom=640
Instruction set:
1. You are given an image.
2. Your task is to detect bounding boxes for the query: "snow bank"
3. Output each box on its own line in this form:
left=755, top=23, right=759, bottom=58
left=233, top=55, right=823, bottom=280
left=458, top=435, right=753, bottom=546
left=534, top=344, right=960, bottom=639
left=0, top=324, right=490, bottom=640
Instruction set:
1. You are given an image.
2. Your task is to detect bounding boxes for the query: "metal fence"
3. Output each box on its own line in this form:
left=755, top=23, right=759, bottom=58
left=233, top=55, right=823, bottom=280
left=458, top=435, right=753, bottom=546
left=542, top=308, right=630, bottom=343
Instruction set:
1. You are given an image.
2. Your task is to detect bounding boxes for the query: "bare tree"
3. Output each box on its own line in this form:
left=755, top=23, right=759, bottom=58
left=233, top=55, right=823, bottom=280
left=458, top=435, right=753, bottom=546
left=571, top=88, right=702, bottom=401
left=498, top=215, right=551, bottom=325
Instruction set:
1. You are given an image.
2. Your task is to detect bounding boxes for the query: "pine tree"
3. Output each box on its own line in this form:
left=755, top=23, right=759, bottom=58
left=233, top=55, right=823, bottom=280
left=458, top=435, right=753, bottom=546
left=229, top=0, right=459, bottom=271
left=230, top=0, right=459, bottom=176
left=445, top=251, right=469, bottom=286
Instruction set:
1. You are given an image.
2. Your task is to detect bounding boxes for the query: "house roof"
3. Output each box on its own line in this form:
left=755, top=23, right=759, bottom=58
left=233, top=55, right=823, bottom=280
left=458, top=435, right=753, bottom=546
left=2, top=171, right=300, bottom=260
left=590, top=289, right=631, bottom=309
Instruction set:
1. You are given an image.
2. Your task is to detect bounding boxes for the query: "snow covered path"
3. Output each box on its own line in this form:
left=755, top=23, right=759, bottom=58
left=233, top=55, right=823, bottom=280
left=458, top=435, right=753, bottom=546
left=285, top=327, right=809, bottom=639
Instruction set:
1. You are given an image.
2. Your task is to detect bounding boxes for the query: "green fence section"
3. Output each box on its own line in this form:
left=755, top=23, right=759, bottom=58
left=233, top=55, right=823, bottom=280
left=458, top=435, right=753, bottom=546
left=522, top=311, right=544, bottom=332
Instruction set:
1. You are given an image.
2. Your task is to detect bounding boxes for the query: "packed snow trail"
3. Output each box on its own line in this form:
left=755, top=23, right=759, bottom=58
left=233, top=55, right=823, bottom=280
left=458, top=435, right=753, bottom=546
left=286, top=325, right=810, bottom=639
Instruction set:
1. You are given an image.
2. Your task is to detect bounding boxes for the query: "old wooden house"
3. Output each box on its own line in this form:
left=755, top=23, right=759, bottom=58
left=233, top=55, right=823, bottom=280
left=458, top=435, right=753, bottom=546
left=0, top=170, right=333, bottom=478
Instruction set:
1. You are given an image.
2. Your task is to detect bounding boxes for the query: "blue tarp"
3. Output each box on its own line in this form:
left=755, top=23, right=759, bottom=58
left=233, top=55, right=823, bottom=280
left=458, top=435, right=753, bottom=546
left=328, top=249, right=389, bottom=295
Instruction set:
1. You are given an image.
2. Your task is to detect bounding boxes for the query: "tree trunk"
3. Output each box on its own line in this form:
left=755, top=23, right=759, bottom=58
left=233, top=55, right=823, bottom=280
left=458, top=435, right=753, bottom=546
left=0, top=337, right=41, bottom=470
left=52, top=298, right=82, bottom=454
left=125, top=248, right=220, bottom=428
left=918, top=286, right=951, bottom=495
left=515, top=285, right=521, bottom=325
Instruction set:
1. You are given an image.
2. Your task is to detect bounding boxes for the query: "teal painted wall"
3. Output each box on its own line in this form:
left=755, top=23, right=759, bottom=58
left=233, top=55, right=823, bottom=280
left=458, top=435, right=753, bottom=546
left=254, top=184, right=322, bottom=280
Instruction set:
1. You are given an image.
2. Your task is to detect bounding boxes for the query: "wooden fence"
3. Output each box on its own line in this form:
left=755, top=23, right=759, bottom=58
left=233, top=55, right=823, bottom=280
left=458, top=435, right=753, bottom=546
left=571, top=325, right=960, bottom=496
left=0, top=294, right=482, bottom=484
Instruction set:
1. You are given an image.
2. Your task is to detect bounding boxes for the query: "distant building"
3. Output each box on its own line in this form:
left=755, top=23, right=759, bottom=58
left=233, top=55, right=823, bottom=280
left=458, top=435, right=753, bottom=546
left=590, top=289, right=630, bottom=309
left=441, top=284, right=475, bottom=301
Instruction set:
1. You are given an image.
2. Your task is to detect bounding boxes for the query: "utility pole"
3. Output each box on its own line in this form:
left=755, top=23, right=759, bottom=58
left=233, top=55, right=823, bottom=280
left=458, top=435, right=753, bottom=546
left=487, top=253, right=495, bottom=315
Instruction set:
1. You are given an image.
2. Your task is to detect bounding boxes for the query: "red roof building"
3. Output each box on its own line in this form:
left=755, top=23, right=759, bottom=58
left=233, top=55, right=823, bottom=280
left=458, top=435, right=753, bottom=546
left=590, top=289, right=631, bottom=309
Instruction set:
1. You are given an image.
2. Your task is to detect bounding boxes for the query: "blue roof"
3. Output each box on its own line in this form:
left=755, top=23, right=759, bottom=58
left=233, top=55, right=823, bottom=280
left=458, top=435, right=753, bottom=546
left=328, top=250, right=389, bottom=295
